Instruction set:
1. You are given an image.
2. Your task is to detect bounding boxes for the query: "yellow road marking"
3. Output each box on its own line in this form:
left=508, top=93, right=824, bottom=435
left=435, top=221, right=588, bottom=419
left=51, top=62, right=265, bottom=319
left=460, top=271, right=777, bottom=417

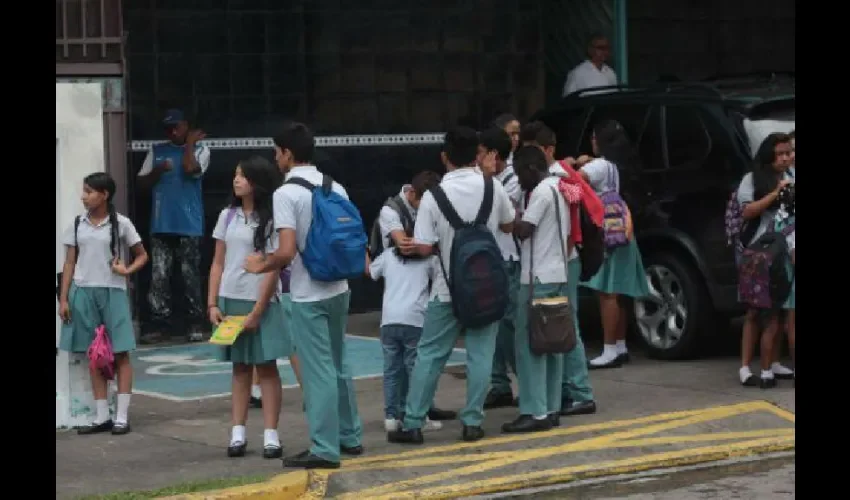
left=363, top=436, right=795, bottom=499
left=340, top=428, right=793, bottom=473
left=335, top=401, right=794, bottom=499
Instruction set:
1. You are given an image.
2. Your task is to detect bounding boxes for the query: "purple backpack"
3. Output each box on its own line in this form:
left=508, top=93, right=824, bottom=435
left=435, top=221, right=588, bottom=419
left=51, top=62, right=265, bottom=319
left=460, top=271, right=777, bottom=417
left=225, top=208, right=290, bottom=292
left=724, top=191, right=745, bottom=253
left=598, top=163, right=629, bottom=249
left=737, top=222, right=795, bottom=310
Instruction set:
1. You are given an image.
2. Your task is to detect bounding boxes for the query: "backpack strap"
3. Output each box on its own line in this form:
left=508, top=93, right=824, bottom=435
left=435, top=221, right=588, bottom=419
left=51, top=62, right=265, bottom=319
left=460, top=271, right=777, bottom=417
left=285, top=176, right=317, bottom=192
left=474, top=175, right=495, bottom=226
left=225, top=207, right=238, bottom=227
left=388, top=195, right=415, bottom=234
left=429, top=185, right=466, bottom=231
left=74, top=215, right=81, bottom=249
left=321, top=174, right=334, bottom=195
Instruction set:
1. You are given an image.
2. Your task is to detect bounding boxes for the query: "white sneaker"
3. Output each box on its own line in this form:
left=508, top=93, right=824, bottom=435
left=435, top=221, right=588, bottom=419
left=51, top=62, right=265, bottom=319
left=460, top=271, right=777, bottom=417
left=423, top=418, right=443, bottom=431
left=384, top=419, right=400, bottom=432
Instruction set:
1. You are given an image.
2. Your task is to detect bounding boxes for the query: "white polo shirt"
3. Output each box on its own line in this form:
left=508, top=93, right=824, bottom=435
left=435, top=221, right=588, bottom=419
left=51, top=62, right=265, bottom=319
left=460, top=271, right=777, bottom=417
left=495, top=167, right=522, bottom=262
left=378, top=185, right=417, bottom=249
left=272, top=165, right=350, bottom=303
left=369, top=250, right=436, bottom=328
left=212, top=208, right=279, bottom=302
left=62, top=213, right=142, bottom=290
left=413, top=167, right=515, bottom=302
left=562, top=60, right=618, bottom=96
left=520, top=176, right=571, bottom=285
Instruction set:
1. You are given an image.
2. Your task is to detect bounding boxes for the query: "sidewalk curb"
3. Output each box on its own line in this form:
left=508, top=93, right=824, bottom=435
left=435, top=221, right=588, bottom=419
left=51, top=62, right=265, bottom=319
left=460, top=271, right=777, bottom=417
left=160, top=470, right=311, bottom=500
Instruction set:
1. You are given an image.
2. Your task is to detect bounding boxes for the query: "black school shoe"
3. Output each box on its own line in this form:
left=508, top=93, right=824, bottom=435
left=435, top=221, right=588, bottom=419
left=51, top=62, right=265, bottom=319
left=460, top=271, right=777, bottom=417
left=263, top=445, right=283, bottom=459
left=560, top=400, right=597, bottom=417
left=388, top=428, right=425, bottom=445
left=111, top=422, right=131, bottom=435
left=760, top=376, right=777, bottom=389
left=283, top=450, right=340, bottom=469
left=77, top=420, right=113, bottom=435
left=483, top=390, right=515, bottom=409
left=227, top=441, right=247, bottom=458
left=249, top=396, right=263, bottom=409
left=502, top=415, right=553, bottom=433
left=428, top=407, right=457, bottom=421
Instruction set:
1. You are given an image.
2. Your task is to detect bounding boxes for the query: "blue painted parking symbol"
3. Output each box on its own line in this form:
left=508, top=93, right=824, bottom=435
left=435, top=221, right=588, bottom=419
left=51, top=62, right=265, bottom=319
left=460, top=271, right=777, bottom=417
left=131, top=335, right=467, bottom=401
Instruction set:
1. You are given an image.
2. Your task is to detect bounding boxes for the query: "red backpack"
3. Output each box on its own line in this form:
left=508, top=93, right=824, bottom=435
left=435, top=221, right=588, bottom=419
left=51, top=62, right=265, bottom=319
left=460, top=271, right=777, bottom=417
left=556, top=161, right=606, bottom=281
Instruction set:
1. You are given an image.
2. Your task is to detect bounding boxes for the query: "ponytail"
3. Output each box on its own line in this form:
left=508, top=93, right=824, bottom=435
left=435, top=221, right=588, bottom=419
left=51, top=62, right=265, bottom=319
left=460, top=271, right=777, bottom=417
left=107, top=201, right=120, bottom=257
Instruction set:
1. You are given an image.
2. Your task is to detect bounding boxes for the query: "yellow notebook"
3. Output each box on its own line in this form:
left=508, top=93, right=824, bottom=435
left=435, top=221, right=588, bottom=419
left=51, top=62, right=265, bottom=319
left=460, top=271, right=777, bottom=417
left=209, top=316, right=247, bottom=346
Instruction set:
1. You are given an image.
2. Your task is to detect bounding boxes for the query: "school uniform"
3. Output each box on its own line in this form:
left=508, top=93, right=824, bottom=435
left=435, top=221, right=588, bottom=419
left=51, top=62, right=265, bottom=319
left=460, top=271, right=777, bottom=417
left=401, top=168, right=515, bottom=432
left=378, top=185, right=416, bottom=249
left=488, top=167, right=522, bottom=401
left=579, top=159, right=651, bottom=298
left=273, top=165, right=362, bottom=464
left=211, top=208, right=291, bottom=364
left=512, top=176, right=568, bottom=422
left=549, top=162, right=595, bottom=410
left=59, top=213, right=140, bottom=354
left=369, top=250, right=435, bottom=421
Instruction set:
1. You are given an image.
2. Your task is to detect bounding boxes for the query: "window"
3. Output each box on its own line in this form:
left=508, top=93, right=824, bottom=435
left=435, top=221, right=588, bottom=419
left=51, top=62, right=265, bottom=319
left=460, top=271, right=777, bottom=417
left=576, top=102, right=650, bottom=158
left=639, top=106, right=664, bottom=170
left=664, top=105, right=711, bottom=169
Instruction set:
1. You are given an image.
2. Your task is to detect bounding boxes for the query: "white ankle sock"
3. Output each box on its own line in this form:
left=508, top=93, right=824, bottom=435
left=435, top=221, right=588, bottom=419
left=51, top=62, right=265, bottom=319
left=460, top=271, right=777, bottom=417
left=761, top=369, right=774, bottom=380
left=94, top=399, right=109, bottom=424
left=615, top=340, right=627, bottom=355
left=739, top=366, right=753, bottom=384
left=263, top=429, right=280, bottom=448
left=533, top=414, right=548, bottom=420
left=251, top=385, right=262, bottom=399
left=771, top=362, right=794, bottom=375
left=115, top=393, right=131, bottom=424
left=231, top=425, right=246, bottom=445
left=590, top=345, right=619, bottom=365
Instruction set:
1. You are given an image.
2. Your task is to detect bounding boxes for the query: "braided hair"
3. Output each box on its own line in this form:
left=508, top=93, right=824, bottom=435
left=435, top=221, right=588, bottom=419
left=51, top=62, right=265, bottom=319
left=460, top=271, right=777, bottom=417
left=83, top=172, right=120, bottom=257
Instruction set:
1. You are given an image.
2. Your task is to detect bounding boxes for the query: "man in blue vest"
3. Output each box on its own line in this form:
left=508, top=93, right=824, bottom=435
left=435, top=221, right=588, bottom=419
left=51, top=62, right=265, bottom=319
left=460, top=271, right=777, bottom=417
left=137, top=109, right=211, bottom=343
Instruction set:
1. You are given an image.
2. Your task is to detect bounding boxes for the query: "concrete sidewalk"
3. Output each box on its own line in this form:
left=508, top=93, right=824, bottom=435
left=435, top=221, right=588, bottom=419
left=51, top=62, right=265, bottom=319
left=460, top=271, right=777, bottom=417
left=56, top=315, right=795, bottom=499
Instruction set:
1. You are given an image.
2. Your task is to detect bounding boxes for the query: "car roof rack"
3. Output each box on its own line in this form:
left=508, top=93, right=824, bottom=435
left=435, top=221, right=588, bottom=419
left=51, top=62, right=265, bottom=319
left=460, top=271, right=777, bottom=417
left=566, top=82, right=723, bottom=100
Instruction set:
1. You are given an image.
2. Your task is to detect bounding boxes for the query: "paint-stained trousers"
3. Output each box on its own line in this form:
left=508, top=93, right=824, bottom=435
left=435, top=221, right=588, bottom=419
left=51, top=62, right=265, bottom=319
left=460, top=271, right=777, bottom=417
left=515, top=282, right=565, bottom=417
left=147, top=235, right=205, bottom=332
left=563, top=259, right=595, bottom=403
left=490, top=260, right=520, bottom=395
left=403, top=300, right=499, bottom=430
left=290, top=291, right=362, bottom=462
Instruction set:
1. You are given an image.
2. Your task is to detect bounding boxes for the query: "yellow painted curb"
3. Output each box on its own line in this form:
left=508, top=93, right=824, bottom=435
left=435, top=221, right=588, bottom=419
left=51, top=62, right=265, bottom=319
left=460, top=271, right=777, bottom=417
left=159, top=470, right=310, bottom=500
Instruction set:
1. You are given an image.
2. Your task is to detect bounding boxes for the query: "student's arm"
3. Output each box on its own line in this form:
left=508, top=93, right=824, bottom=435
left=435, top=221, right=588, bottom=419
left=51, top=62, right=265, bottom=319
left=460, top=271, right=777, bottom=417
left=412, top=193, right=439, bottom=257
left=207, top=211, right=229, bottom=319
left=58, top=223, right=77, bottom=322
left=379, top=206, right=407, bottom=247
left=495, top=180, right=516, bottom=234
left=515, top=184, right=548, bottom=241
left=250, top=271, right=279, bottom=320
left=116, top=218, right=148, bottom=274
left=247, top=189, right=297, bottom=273
left=136, top=148, right=168, bottom=190
left=368, top=253, right=385, bottom=281
left=579, top=159, right=606, bottom=188
left=739, top=176, right=790, bottom=220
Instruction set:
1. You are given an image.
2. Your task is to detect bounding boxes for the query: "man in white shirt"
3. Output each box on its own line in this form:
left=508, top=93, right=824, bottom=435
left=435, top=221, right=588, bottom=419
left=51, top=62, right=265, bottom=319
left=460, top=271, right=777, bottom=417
left=523, top=121, right=598, bottom=417
left=478, top=128, right=524, bottom=410
left=562, top=33, right=619, bottom=97
left=504, top=145, right=570, bottom=432
left=388, top=127, right=515, bottom=445
left=244, top=122, right=363, bottom=469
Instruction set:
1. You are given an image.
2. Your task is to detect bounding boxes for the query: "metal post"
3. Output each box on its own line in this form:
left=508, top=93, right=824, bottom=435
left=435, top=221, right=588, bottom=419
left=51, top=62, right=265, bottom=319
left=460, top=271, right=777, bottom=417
left=614, top=0, right=629, bottom=84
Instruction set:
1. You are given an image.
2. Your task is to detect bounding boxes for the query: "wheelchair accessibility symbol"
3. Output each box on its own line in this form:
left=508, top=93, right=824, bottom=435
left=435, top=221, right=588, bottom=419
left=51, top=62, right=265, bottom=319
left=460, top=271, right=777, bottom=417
left=138, top=354, right=292, bottom=376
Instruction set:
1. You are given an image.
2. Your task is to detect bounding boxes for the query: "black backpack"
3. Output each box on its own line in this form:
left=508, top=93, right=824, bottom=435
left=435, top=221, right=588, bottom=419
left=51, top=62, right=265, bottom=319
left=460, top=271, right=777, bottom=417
left=737, top=225, right=794, bottom=310
left=430, top=176, right=509, bottom=328
left=368, top=195, right=415, bottom=258
left=576, top=205, right=605, bottom=281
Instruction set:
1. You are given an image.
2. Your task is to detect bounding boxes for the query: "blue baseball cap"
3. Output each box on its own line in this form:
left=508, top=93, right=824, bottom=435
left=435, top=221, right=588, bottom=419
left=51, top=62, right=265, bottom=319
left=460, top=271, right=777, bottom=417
left=163, top=109, right=185, bottom=126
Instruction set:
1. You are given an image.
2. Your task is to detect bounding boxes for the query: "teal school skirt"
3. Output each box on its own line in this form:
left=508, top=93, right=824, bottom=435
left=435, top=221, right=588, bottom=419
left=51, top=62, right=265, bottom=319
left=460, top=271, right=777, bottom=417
left=581, top=238, right=651, bottom=298
left=59, top=284, right=136, bottom=354
left=217, top=296, right=292, bottom=364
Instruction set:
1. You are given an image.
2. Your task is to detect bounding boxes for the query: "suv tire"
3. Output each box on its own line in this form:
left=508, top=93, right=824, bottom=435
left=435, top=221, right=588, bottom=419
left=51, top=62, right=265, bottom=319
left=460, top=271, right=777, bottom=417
left=634, top=251, right=712, bottom=360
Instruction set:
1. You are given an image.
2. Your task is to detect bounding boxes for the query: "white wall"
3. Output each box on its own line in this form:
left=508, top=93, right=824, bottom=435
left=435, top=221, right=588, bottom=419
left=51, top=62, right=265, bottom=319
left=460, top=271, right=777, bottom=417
left=56, top=82, right=115, bottom=428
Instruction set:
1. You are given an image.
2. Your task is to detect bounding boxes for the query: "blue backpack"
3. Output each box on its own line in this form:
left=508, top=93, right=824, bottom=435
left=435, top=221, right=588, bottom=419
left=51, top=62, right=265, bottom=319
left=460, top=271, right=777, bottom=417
left=285, top=175, right=367, bottom=281
left=429, top=175, right=509, bottom=328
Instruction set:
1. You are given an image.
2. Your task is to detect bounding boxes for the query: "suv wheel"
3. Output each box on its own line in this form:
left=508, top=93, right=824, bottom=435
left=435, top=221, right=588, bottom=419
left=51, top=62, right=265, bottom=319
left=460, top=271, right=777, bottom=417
left=633, top=252, right=711, bottom=360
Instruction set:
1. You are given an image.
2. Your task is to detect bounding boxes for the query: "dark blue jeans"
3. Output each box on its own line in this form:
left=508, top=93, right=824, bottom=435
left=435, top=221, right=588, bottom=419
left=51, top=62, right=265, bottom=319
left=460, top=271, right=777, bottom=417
left=381, top=324, right=422, bottom=419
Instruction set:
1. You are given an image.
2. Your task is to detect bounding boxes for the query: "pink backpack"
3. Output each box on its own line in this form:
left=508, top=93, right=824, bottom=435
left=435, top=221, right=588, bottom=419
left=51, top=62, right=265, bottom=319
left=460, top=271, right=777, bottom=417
left=88, top=325, right=115, bottom=380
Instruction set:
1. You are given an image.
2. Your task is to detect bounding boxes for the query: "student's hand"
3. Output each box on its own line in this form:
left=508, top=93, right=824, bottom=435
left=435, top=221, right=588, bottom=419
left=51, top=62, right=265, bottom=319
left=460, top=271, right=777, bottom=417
left=59, top=300, right=71, bottom=324
left=576, top=154, right=593, bottom=166
left=111, top=257, right=130, bottom=276
left=186, top=129, right=207, bottom=145
left=398, top=237, right=417, bottom=255
left=774, top=178, right=792, bottom=194
left=562, top=156, right=577, bottom=166
left=208, top=306, right=224, bottom=326
left=243, top=253, right=266, bottom=274
left=243, top=311, right=261, bottom=331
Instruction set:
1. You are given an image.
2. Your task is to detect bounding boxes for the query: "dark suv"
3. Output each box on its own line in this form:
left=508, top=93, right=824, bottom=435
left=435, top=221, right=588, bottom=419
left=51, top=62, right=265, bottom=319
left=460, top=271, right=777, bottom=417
left=531, top=78, right=795, bottom=360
